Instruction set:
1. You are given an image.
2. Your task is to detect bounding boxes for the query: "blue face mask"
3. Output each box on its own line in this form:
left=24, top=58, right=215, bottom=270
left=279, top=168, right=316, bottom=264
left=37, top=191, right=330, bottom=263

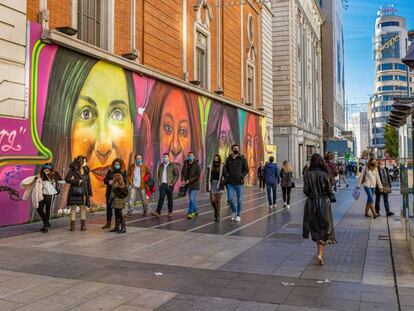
left=114, top=164, right=121, bottom=170
left=136, top=159, right=142, bottom=165
left=188, top=156, right=194, bottom=162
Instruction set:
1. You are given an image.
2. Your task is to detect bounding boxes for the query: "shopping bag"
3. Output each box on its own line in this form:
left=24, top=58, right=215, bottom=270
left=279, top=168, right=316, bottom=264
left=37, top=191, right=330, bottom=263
left=352, top=187, right=360, bottom=200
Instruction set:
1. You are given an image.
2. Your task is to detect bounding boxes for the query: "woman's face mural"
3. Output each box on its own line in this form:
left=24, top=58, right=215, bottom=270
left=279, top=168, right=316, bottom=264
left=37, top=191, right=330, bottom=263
left=71, top=61, right=133, bottom=205
left=245, top=114, right=262, bottom=184
left=159, top=89, right=191, bottom=165
left=218, top=110, right=234, bottom=161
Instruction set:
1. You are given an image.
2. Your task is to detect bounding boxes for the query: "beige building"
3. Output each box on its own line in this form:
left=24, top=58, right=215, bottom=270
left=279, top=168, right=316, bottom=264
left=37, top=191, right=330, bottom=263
left=271, top=0, right=323, bottom=176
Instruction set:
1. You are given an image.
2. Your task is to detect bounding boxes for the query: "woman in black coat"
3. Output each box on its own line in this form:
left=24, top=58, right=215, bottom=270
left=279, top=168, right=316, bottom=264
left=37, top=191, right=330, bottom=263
left=303, top=153, right=336, bottom=265
left=65, top=156, right=92, bottom=231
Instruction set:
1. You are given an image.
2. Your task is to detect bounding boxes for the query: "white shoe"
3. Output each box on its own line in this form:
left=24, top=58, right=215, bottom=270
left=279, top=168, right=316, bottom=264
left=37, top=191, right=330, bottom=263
left=283, top=202, right=287, bottom=207
left=235, top=216, right=241, bottom=222
left=287, top=205, right=290, bottom=209
left=231, top=213, right=236, bottom=221
left=269, top=205, right=272, bottom=209
left=274, top=204, right=277, bottom=209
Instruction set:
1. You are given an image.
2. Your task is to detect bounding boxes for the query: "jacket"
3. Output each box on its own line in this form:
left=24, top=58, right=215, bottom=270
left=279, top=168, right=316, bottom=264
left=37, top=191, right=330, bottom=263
left=375, top=167, right=390, bottom=194
left=181, top=160, right=201, bottom=191
left=206, top=163, right=227, bottom=193
left=157, top=162, right=179, bottom=186
left=326, top=161, right=338, bottom=183
left=303, top=168, right=336, bottom=243
left=65, top=165, right=92, bottom=207
left=263, top=163, right=280, bottom=185
left=225, top=154, right=249, bottom=185
left=127, top=163, right=150, bottom=189
left=109, top=186, right=128, bottom=209
left=257, top=166, right=265, bottom=180
left=21, top=176, right=43, bottom=209
left=104, top=169, right=127, bottom=198
left=280, top=168, right=293, bottom=187
left=358, top=167, right=383, bottom=189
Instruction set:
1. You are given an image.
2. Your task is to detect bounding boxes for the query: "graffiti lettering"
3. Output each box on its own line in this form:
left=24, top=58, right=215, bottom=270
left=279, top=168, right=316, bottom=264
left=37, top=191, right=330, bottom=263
left=0, top=127, right=27, bottom=152
left=0, top=185, right=20, bottom=201
left=0, top=165, right=30, bottom=189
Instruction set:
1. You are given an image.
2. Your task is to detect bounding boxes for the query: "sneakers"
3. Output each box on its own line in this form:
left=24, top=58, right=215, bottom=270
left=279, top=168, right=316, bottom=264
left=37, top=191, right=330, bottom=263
left=168, top=212, right=173, bottom=217
left=187, top=213, right=194, bottom=219
left=231, top=213, right=236, bottom=221
left=151, top=211, right=160, bottom=218
left=268, top=205, right=273, bottom=209
left=286, top=205, right=290, bottom=209
left=235, top=216, right=241, bottom=222
left=273, top=204, right=277, bottom=209
left=283, top=202, right=287, bottom=207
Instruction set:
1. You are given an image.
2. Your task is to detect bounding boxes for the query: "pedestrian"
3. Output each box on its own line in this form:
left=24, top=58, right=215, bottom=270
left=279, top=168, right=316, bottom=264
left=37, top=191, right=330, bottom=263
left=257, top=161, right=265, bottom=191
left=375, top=160, right=394, bottom=217
left=37, top=163, right=63, bottom=233
left=263, top=156, right=280, bottom=209
left=152, top=153, right=179, bottom=217
left=65, top=156, right=92, bottom=231
left=302, top=162, right=309, bottom=176
left=102, top=159, right=127, bottom=229
left=181, top=152, right=201, bottom=219
left=126, top=154, right=151, bottom=217
left=280, top=160, right=293, bottom=208
left=324, top=153, right=338, bottom=192
left=338, top=163, right=349, bottom=188
left=225, top=144, right=249, bottom=222
left=108, top=173, right=129, bottom=233
left=206, top=154, right=227, bottom=222
left=303, top=153, right=337, bottom=266
left=357, top=158, right=383, bottom=219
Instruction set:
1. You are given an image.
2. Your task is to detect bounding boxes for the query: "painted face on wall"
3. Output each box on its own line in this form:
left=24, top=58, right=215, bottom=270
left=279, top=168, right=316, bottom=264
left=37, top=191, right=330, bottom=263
left=218, top=110, right=234, bottom=161
left=159, top=89, right=191, bottom=166
left=246, top=114, right=260, bottom=183
left=71, top=61, right=133, bottom=205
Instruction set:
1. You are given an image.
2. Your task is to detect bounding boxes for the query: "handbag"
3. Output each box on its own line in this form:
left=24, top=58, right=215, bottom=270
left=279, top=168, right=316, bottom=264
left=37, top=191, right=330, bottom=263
left=72, top=185, right=84, bottom=196
left=178, top=185, right=187, bottom=197
left=352, top=187, right=361, bottom=200
left=382, top=186, right=392, bottom=194
left=329, top=193, right=337, bottom=203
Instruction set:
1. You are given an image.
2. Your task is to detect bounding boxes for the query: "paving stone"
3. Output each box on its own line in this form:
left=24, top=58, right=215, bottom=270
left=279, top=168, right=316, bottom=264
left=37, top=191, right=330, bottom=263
left=0, top=299, right=24, bottom=311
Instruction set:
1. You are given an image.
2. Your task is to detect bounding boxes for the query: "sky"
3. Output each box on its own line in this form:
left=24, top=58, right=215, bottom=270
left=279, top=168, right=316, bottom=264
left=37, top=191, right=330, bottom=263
left=344, top=0, right=414, bottom=106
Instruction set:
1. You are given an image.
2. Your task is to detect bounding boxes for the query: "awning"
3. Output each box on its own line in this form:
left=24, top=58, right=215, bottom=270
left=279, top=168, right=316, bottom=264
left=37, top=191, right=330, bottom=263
left=388, top=97, right=414, bottom=127
left=402, top=41, right=414, bottom=68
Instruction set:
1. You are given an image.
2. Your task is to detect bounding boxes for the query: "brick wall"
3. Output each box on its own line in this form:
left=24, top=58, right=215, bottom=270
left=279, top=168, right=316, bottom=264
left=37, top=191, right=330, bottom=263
left=114, top=0, right=131, bottom=55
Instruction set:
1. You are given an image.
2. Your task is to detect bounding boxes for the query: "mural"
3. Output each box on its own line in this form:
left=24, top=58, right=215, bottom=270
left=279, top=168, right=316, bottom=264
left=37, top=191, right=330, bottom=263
left=0, top=22, right=267, bottom=226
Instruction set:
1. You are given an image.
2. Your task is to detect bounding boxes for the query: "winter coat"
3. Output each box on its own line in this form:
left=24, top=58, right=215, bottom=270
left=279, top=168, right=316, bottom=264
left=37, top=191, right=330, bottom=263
left=280, top=168, right=293, bottom=188
left=181, top=160, right=201, bottom=191
left=225, top=155, right=249, bottom=185
left=20, top=176, right=43, bottom=209
left=263, top=163, right=280, bottom=185
left=65, top=165, right=92, bottom=207
left=206, top=163, right=227, bottom=193
left=104, top=169, right=127, bottom=198
left=358, top=167, right=383, bottom=189
left=257, top=166, right=265, bottom=180
left=127, top=163, right=150, bottom=189
left=303, top=168, right=336, bottom=244
left=109, top=186, right=129, bottom=209
left=157, top=162, right=179, bottom=186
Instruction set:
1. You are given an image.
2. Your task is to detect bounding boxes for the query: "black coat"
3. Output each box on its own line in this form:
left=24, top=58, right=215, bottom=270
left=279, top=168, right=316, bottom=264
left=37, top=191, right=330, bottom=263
left=104, top=169, right=127, bottom=198
left=303, top=168, right=336, bottom=244
left=376, top=167, right=391, bottom=195
left=225, top=155, right=249, bottom=185
left=181, top=160, right=201, bottom=191
left=65, top=165, right=92, bottom=207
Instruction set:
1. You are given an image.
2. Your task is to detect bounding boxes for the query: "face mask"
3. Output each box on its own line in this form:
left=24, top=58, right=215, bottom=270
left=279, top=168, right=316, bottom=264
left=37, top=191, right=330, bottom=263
left=213, top=159, right=219, bottom=164
left=380, top=165, right=385, bottom=169
left=233, top=150, right=239, bottom=155
left=82, top=162, right=87, bottom=167
left=114, top=164, right=121, bottom=170
left=136, top=159, right=142, bottom=165
left=163, top=157, right=169, bottom=164
left=44, top=170, right=50, bottom=175
left=188, top=156, right=194, bottom=162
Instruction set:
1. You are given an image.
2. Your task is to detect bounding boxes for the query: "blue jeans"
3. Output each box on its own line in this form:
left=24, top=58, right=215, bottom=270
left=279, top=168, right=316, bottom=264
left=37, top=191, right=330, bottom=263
left=266, top=183, right=277, bottom=205
left=187, top=190, right=198, bottom=214
left=226, top=184, right=243, bottom=216
left=364, top=187, right=375, bottom=204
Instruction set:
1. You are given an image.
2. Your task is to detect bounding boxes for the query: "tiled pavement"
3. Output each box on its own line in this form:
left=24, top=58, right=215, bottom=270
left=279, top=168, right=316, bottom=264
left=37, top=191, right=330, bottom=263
left=0, top=180, right=413, bottom=311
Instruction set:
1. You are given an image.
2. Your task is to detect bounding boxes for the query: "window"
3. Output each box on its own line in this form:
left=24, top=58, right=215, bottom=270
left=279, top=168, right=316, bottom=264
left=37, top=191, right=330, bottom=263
left=77, top=0, right=101, bottom=47
left=378, top=21, right=400, bottom=28
left=379, top=33, right=400, bottom=59
left=378, top=95, right=393, bottom=101
left=395, top=86, right=408, bottom=91
left=396, top=75, right=407, bottom=81
left=246, top=14, right=256, bottom=106
left=378, top=86, right=394, bottom=92
left=195, top=31, right=208, bottom=88
left=377, top=63, right=393, bottom=71
left=247, top=65, right=254, bottom=104
left=372, top=105, right=392, bottom=113
left=395, top=63, right=407, bottom=71
left=378, top=75, right=393, bottom=82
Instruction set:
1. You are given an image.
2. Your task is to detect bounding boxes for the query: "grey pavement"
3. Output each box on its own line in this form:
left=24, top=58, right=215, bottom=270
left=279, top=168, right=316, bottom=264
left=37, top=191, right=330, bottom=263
left=0, top=179, right=413, bottom=311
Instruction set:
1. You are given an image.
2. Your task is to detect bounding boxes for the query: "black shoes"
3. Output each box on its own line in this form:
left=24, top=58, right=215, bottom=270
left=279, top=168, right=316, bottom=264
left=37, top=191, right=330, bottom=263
left=40, top=226, right=48, bottom=233
left=386, top=212, right=395, bottom=217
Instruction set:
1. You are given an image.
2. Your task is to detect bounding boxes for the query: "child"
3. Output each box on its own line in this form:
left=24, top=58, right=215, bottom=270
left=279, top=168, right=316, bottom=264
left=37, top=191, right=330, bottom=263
left=109, top=173, right=129, bottom=233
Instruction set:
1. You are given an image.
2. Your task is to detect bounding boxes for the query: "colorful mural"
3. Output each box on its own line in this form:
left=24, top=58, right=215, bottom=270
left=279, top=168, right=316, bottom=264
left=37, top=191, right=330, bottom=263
left=0, top=22, right=267, bottom=226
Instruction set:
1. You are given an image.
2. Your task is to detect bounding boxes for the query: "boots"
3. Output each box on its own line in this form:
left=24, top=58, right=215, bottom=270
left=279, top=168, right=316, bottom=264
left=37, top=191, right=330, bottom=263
left=118, top=219, right=126, bottom=234
left=365, top=204, right=371, bottom=217
left=368, top=204, right=378, bottom=219
left=102, top=220, right=111, bottom=229
left=80, top=219, right=87, bottom=231
left=110, top=220, right=120, bottom=232
left=70, top=220, right=75, bottom=231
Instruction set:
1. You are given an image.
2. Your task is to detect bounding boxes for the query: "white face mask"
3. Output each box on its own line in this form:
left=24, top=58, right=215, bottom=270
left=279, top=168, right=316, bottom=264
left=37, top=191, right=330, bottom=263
left=380, top=165, right=385, bottom=169
left=82, top=162, right=87, bottom=167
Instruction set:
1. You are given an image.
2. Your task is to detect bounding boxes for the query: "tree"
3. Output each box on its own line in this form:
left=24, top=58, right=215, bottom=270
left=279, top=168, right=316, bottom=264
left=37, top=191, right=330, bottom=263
left=384, top=124, right=399, bottom=159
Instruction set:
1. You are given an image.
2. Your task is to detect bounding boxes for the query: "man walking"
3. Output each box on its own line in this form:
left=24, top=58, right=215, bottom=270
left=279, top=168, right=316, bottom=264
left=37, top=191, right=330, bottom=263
left=181, top=152, right=201, bottom=219
left=152, top=154, right=179, bottom=217
left=225, top=144, right=249, bottom=222
left=126, top=154, right=151, bottom=217
left=263, top=156, right=280, bottom=209
left=375, top=160, right=394, bottom=217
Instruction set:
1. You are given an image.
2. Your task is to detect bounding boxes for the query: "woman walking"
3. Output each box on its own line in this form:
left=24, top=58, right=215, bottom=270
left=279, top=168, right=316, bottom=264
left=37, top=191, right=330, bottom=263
left=358, top=158, right=383, bottom=219
left=65, top=156, right=92, bottom=231
left=280, top=161, right=293, bottom=208
left=109, top=173, right=129, bottom=233
left=206, top=154, right=227, bottom=222
left=303, top=154, right=336, bottom=265
left=257, top=161, right=265, bottom=191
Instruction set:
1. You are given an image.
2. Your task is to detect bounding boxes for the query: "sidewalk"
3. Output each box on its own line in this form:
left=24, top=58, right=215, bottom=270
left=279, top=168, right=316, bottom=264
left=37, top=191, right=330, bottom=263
left=0, top=180, right=413, bottom=311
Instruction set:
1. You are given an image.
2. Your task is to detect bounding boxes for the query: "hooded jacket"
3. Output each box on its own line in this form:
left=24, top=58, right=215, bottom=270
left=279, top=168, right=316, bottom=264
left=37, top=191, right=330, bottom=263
left=263, top=162, right=280, bottom=185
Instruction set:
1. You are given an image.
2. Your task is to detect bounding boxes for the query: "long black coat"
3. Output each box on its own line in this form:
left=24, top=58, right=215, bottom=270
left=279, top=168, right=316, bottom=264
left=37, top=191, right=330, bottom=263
left=65, top=165, right=92, bottom=207
left=303, top=168, right=336, bottom=244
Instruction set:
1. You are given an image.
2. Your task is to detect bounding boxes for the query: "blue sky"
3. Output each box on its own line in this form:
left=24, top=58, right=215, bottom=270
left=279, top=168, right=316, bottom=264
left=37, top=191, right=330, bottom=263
left=344, top=0, right=414, bottom=105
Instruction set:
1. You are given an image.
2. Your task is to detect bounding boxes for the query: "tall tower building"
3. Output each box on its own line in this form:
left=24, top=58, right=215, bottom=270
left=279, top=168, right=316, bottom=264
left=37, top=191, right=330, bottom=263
left=370, top=5, right=413, bottom=157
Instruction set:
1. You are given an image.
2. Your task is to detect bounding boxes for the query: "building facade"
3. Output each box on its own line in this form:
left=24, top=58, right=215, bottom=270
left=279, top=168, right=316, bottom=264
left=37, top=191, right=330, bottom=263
left=0, top=0, right=273, bottom=226
left=271, top=0, right=323, bottom=176
left=350, top=111, right=369, bottom=158
left=370, top=6, right=414, bottom=157
left=319, top=0, right=345, bottom=140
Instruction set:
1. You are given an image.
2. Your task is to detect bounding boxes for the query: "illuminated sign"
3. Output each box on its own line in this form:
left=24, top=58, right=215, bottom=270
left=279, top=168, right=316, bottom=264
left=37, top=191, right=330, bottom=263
left=377, top=4, right=397, bottom=17
left=373, top=34, right=400, bottom=58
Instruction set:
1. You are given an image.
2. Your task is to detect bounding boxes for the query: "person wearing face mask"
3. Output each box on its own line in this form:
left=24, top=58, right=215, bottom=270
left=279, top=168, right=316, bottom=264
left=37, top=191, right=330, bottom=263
left=152, top=153, right=179, bottom=217
left=126, top=154, right=151, bottom=217
left=224, top=144, right=249, bottom=222
left=181, top=152, right=201, bottom=219
left=375, top=160, right=394, bottom=217
left=65, top=156, right=92, bottom=231
left=102, top=159, right=127, bottom=229
left=37, top=163, right=63, bottom=233
left=207, top=154, right=227, bottom=222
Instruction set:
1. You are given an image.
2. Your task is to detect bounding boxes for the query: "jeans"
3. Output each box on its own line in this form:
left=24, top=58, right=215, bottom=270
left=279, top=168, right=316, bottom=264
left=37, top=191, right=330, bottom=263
left=266, top=183, right=277, bottom=205
left=282, top=187, right=291, bottom=204
left=375, top=192, right=390, bottom=213
left=157, top=183, right=174, bottom=213
left=364, top=187, right=375, bottom=205
left=128, top=187, right=148, bottom=212
left=37, top=194, right=53, bottom=226
left=106, top=196, right=113, bottom=221
left=226, top=184, right=243, bottom=216
left=187, top=190, right=198, bottom=214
